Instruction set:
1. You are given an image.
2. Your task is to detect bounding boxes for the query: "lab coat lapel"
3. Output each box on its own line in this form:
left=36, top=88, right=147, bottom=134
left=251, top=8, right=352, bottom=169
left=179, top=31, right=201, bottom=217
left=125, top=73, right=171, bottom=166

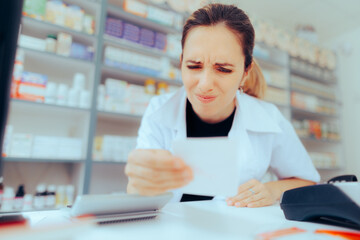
left=229, top=91, right=282, bottom=184
left=229, top=94, right=257, bottom=184
left=150, top=87, right=188, bottom=145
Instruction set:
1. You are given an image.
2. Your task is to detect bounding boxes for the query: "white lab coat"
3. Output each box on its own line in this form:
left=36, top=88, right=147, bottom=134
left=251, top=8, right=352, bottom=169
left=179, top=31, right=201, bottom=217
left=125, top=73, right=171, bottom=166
left=136, top=87, right=320, bottom=200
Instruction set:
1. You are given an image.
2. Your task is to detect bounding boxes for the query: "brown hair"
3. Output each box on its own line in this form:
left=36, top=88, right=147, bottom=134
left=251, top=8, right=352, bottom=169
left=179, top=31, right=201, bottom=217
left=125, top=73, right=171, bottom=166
left=243, top=60, right=267, bottom=99
left=181, top=3, right=255, bottom=72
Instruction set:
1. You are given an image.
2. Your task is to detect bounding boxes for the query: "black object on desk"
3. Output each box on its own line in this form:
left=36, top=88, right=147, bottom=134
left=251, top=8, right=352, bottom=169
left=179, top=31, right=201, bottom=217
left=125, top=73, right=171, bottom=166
left=280, top=175, right=360, bottom=230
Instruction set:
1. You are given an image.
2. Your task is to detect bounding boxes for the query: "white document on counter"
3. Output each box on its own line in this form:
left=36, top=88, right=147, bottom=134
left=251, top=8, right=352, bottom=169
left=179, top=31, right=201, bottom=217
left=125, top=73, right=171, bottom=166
left=172, top=137, right=239, bottom=197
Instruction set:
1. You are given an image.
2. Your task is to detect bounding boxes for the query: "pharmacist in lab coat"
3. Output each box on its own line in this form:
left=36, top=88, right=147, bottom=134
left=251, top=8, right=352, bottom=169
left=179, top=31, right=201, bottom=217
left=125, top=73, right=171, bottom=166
left=125, top=4, right=320, bottom=208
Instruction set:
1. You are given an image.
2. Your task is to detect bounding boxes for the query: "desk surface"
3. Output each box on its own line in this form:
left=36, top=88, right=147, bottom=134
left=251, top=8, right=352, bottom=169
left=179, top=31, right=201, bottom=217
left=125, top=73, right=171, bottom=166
left=3, top=200, right=359, bottom=240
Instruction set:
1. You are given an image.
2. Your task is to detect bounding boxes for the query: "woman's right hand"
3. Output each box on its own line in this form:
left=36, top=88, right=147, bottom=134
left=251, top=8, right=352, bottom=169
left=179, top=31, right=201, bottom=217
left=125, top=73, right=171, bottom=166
left=125, top=149, right=193, bottom=196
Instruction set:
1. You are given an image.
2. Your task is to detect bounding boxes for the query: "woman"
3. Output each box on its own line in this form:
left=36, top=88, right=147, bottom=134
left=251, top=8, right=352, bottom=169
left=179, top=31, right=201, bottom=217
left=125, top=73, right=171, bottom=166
left=125, top=4, right=320, bottom=208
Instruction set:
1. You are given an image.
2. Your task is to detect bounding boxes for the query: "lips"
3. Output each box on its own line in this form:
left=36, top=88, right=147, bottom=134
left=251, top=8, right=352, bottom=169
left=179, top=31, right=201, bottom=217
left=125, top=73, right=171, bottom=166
left=196, top=94, right=217, bottom=103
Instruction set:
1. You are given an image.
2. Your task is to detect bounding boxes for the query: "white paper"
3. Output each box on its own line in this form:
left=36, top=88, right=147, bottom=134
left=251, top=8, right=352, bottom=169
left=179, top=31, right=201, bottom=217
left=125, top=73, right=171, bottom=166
left=172, top=137, right=239, bottom=197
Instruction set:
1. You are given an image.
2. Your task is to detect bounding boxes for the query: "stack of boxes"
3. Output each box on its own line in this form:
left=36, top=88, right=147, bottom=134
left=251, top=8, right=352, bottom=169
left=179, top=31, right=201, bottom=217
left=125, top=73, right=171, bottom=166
left=3, top=125, right=83, bottom=160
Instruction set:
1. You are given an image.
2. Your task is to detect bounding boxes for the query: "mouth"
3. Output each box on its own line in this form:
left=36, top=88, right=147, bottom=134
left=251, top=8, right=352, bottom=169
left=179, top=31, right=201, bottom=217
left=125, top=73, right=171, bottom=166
left=196, top=94, right=217, bottom=103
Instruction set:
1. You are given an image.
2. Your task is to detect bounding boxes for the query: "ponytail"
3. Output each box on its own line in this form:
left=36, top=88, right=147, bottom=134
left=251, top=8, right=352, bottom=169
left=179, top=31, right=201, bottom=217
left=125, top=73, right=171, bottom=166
left=243, top=60, right=267, bottom=99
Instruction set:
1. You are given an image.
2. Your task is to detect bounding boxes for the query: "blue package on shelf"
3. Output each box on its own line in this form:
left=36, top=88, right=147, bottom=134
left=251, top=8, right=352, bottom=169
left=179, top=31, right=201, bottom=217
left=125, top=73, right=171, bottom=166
left=123, top=23, right=140, bottom=43
left=70, top=43, right=88, bottom=60
left=154, top=32, right=167, bottom=50
left=139, top=28, right=155, bottom=47
left=105, top=17, right=123, bottom=38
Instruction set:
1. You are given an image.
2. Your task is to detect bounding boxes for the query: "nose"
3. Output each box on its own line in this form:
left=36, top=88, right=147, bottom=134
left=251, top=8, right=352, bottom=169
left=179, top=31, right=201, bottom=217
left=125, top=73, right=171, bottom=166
left=198, top=68, right=214, bottom=93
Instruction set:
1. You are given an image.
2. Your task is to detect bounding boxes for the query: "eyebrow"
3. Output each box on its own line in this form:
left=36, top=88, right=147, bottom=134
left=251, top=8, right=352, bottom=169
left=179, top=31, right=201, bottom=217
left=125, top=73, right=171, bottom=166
left=185, top=60, right=234, bottom=67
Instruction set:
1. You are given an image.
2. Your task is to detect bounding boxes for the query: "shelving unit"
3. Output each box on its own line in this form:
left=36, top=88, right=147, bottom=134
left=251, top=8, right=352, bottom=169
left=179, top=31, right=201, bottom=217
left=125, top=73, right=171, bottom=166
left=4, top=0, right=343, bottom=195
left=289, top=56, right=343, bottom=178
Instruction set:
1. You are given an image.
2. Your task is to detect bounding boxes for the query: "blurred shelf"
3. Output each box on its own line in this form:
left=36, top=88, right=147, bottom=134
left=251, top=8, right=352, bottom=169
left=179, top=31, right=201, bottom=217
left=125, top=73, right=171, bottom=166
left=103, top=34, right=179, bottom=65
left=11, top=98, right=90, bottom=113
left=266, top=101, right=290, bottom=108
left=274, top=103, right=290, bottom=108
left=316, top=166, right=342, bottom=171
left=97, top=110, right=142, bottom=122
left=21, top=16, right=96, bottom=45
left=291, top=107, right=339, bottom=119
left=4, top=157, right=84, bottom=163
left=300, top=137, right=342, bottom=144
left=255, top=56, right=287, bottom=70
left=290, top=88, right=341, bottom=105
left=254, top=43, right=289, bottom=69
left=92, top=160, right=126, bottom=164
left=107, top=4, right=181, bottom=34
left=267, top=83, right=289, bottom=90
left=10, top=99, right=90, bottom=121
left=102, top=64, right=183, bottom=86
left=20, top=46, right=94, bottom=68
left=290, top=69, right=336, bottom=85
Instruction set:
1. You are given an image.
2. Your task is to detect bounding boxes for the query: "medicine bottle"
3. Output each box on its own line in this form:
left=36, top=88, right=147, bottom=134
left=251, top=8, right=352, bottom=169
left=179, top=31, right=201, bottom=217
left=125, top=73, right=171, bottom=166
left=157, top=82, right=168, bottom=95
left=14, top=184, right=25, bottom=210
left=46, top=34, right=57, bottom=53
left=46, top=185, right=56, bottom=208
left=145, top=79, right=156, bottom=95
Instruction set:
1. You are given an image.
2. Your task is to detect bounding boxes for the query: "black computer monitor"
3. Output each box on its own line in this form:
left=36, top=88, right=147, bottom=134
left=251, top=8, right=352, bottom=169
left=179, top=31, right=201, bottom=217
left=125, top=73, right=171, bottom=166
left=0, top=1, right=24, bottom=176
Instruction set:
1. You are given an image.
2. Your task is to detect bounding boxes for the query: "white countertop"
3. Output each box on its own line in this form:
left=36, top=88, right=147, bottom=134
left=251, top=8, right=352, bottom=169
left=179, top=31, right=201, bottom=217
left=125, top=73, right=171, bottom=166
left=2, top=200, right=358, bottom=240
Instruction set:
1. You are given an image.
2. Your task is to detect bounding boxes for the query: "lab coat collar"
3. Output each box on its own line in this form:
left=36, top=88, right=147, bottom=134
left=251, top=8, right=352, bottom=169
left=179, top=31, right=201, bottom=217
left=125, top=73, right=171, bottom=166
left=234, top=91, right=282, bottom=134
left=150, top=87, right=282, bottom=135
left=150, top=87, right=188, bottom=138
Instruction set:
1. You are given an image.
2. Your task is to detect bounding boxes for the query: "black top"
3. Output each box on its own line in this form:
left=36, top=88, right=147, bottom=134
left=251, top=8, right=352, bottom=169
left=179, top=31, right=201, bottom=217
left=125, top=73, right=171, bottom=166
left=181, top=99, right=236, bottom=202
left=186, top=99, right=236, bottom=138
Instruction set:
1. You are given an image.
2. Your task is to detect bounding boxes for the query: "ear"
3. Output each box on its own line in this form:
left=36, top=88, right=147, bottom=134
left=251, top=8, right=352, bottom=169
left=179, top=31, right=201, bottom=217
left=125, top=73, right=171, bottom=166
left=239, top=61, right=254, bottom=88
left=244, top=61, right=254, bottom=77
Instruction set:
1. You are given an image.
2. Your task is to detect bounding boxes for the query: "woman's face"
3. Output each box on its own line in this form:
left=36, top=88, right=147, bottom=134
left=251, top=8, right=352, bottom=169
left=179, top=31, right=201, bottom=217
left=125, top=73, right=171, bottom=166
left=181, top=23, right=247, bottom=123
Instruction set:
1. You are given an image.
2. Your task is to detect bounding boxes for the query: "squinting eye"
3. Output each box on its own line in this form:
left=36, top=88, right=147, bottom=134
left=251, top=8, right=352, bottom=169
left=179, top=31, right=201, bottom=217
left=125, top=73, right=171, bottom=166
left=187, top=65, right=201, bottom=70
left=217, top=67, right=232, bottom=73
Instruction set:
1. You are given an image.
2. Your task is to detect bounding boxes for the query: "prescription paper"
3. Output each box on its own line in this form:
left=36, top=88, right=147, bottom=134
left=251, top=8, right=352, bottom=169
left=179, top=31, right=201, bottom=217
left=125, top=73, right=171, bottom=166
left=172, top=137, right=239, bottom=197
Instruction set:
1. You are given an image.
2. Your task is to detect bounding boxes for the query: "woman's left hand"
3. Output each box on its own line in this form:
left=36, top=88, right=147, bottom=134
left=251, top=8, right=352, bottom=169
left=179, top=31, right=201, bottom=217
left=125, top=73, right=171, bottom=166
left=226, top=179, right=278, bottom=208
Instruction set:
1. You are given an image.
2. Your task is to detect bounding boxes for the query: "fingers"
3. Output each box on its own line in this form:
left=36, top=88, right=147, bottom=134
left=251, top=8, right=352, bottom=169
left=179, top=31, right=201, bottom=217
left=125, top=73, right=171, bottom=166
left=226, top=179, right=274, bottom=208
left=128, top=149, right=186, bottom=170
left=125, top=149, right=193, bottom=196
left=247, top=199, right=269, bottom=208
left=236, top=179, right=258, bottom=193
left=126, top=163, right=193, bottom=187
left=227, top=184, right=262, bottom=207
left=125, top=163, right=192, bottom=183
left=128, top=172, right=192, bottom=195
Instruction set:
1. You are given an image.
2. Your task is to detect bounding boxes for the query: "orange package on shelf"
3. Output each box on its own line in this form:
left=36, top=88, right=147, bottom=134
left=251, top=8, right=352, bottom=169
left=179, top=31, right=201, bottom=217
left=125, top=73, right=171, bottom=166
left=16, top=71, right=47, bottom=102
left=123, top=0, right=148, bottom=18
